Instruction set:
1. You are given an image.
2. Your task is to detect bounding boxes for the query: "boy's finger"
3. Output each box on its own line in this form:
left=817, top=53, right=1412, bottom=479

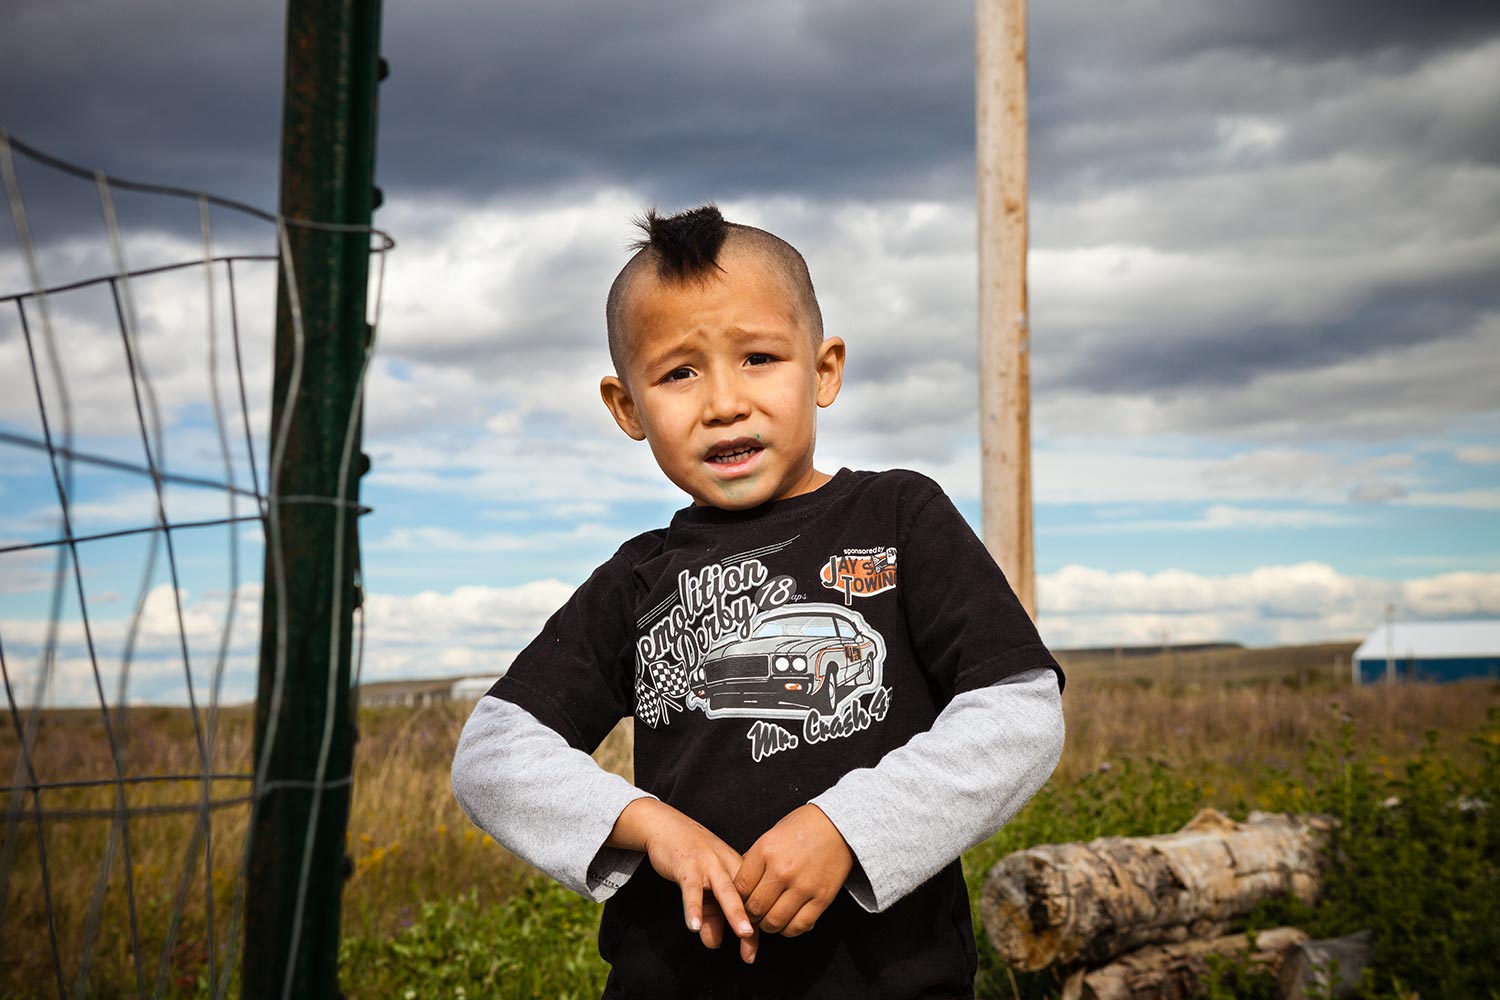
left=779, top=898, right=828, bottom=938
left=739, top=926, right=759, bottom=965
left=758, top=888, right=811, bottom=935
left=678, top=879, right=704, bottom=933
left=743, top=878, right=786, bottom=925
left=707, top=870, right=756, bottom=939
left=732, top=851, right=766, bottom=900
left=698, top=901, right=726, bottom=950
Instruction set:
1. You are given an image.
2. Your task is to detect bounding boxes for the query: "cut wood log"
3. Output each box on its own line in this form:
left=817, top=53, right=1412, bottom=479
left=1277, top=929, right=1372, bottom=1000
left=982, top=809, right=1332, bottom=971
left=1059, top=926, right=1308, bottom=1000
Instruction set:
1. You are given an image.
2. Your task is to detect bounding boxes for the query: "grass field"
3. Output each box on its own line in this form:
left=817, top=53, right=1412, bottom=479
left=3, top=647, right=1496, bottom=997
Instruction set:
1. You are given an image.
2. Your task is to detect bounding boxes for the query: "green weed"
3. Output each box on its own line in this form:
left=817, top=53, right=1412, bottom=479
left=1287, top=711, right=1500, bottom=999
left=338, top=881, right=607, bottom=999
left=1201, top=945, right=1278, bottom=1000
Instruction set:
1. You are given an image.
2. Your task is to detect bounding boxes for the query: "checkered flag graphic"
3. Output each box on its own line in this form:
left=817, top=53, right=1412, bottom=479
left=635, top=667, right=661, bottom=728
left=649, top=658, right=689, bottom=699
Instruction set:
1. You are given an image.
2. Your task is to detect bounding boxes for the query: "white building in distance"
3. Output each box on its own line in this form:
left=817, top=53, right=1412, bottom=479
left=1354, top=620, right=1500, bottom=683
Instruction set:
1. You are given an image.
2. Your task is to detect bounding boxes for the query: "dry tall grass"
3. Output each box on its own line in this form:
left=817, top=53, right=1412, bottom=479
left=2, top=673, right=1494, bottom=994
left=0, top=704, right=633, bottom=994
left=1, top=706, right=255, bottom=996
left=1057, top=679, right=1492, bottom=784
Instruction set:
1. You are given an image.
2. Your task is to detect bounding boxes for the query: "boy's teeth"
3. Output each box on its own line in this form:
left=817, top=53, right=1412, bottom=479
left=710, top=446, right=758, bottom=464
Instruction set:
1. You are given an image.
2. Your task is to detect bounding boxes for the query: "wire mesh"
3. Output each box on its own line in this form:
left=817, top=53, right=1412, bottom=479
left=0, top=133, right=391, bottom=998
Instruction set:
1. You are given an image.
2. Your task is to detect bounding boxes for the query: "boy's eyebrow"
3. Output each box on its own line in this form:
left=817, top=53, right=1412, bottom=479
left=726, top=322, right=798, bottom=339
left=637, top=324, right=798, bottom=373
left=635, top=336, right=698, bottom=374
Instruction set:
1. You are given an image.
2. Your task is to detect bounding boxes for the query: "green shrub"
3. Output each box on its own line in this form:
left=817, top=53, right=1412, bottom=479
left=1201, top=942, right=1279, bottom=1000
left=339, top=881, right=607, bottom=999
left=1287, top=712, right=1500, bottom=999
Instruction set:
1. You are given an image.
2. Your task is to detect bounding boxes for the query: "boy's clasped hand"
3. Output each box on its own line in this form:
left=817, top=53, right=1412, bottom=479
left=610, top=797, right=855, bottom=964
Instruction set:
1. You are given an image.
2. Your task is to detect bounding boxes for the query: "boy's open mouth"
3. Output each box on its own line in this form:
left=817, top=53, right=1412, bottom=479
left=705, top=439, right=764, bottom=466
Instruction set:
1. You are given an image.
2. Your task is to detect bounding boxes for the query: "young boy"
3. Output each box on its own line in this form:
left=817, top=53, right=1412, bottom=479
left=452, top=205, right=1065, bottom=999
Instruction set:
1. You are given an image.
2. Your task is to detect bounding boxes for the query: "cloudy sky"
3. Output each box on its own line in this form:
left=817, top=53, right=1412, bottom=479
left=2, top=0, right=1498, bottom=704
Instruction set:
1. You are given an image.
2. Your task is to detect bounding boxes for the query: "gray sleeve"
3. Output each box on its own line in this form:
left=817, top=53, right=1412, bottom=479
left=451, top=695, right=654, bottom=902
left=810, top=666, right=1064, bottom=912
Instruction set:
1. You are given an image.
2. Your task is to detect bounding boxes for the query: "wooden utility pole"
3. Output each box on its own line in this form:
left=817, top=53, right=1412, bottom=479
left=976, top=0, right=1035, bottom=617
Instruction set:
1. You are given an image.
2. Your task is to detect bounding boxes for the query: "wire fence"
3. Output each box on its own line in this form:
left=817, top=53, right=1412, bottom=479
left=0, top=133, right=391, bottom=998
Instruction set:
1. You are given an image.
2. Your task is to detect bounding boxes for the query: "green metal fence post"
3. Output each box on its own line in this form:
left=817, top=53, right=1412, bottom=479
left=244, top=0, right=384, bottom=996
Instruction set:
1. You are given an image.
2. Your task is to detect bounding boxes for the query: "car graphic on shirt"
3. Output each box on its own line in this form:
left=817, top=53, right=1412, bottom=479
left=686, top=603, right=887, bottom=721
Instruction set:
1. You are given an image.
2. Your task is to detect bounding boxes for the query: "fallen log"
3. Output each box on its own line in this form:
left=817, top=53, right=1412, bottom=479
left=982, top=808, right=1332, bottom=971
left=1277, top=929, right=1372, bottom=1000
left=1059, top=926, right=1308, bottom=1000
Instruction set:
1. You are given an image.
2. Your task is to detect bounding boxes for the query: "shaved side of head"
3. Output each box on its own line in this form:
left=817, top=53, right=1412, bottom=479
left=605, top=205, right=824, bottom=377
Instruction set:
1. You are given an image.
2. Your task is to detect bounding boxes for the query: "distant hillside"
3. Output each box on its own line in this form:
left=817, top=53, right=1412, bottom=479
left=1055, top=640, right=1362, bottom=688
left=347, top=643, right=1368, bottom=698
left=1056, top=641, right=1244, bottom=659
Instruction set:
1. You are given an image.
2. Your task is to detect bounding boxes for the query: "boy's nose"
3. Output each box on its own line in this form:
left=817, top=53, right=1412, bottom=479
left=702, top=371, right=751, bottom=425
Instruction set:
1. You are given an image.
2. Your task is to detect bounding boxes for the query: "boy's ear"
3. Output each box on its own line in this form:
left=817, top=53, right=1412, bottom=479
left=814, top=336, right=846, bottom=408
left=600, top=375, right=647, bottom=441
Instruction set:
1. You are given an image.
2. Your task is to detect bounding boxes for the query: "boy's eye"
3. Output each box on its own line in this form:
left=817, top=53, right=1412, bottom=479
left=746, top=353, right=774, bottom=366
left=662, top=367, right=694, bottom=383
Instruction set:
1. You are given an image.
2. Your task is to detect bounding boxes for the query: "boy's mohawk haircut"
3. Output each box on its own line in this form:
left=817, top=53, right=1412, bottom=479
left=605, top=202, right=824, bottom=377
left=632, top=205, right=728, bottom=280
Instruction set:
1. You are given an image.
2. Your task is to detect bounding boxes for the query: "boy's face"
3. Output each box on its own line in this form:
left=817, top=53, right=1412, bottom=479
left=600, top=251, right=845, bottom=510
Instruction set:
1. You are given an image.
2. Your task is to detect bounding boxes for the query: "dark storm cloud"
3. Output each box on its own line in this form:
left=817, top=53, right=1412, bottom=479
left=1014, top=0, right=1500, bottom=421
left=1, top=2, right=284, bottom=198
left=3, top=1, right=978, bottom=237
left=374, top=1, right=974, bottom=204
left=1049, top=270, right=1498, bottom=396
left=1, top=1, right=284, bottom=244
left=1177, top=0, right=1500, bottom=62
left=1029, top=0, right=1500, bottom=75
left=6, top=0, right=1496, bottom=221
left=1027, top=0, right=1500, bottom=198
